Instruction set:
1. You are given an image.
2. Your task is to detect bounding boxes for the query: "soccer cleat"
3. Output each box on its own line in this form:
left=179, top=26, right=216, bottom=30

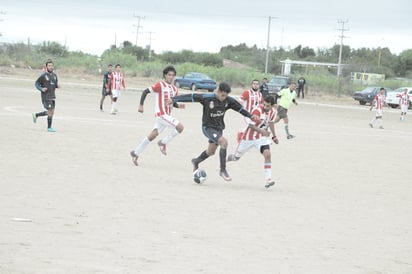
left=130, top=151, right=139, bottom=166
left=287, top=134, right=295, bottom=139
left=32, top=113, right=37, bottom=123
left=226, top=154, right=238, bottom=162
left=191, top=158, right=199, bottom=172
left=157, top=141, right=167, bottom=155
left=265, top=180, right=275, bottom=188
left=379, top=125, right=384, bottom=129
left=110, top=110, right=116, bottom=115
left=369, top=123, right=373, bottom=128
left=272, top=136, right=279, bottom=144
left=47, top=127, right=56, bottom=132
left=219, top=169, right=232, bottom=181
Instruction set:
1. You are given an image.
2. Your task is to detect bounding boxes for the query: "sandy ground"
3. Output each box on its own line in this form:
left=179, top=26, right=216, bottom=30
left=0, top=70, right=411, bottom=274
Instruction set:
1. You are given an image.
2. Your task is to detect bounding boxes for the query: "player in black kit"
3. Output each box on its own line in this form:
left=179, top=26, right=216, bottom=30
left=172, top=82, right=256, bottom=182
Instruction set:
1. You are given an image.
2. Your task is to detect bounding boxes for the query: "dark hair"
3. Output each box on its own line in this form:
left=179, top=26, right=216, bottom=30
left=218, top=82, right=231, bottom=93
left=163, top=65, right=176, bottom=77
left=115, top=64, right=121, bottom=68
left=263, top=77, right=267, bottom=80
left=45, top=59, right=53, bottom=66
left=108, top=64, right=113, bottom=67
left=252, top=79, right=259, bottom=83
left=380, top=87, right=385, bottom=90
left=264, top=95, right=275, bottom=105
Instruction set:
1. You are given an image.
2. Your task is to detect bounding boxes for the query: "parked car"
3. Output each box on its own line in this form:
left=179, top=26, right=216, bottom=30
left=174, top=72, right=217, bottom=92
left=352, top=87, right=392, bottom=105
left=386, top=87, right=412, bottom=109
left=267, top=76, right=291, bottom=95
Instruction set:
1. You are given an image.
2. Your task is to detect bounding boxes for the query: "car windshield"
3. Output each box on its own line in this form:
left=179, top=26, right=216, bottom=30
left=360, top=87, right=376, bottom=93
left=193, top=73, right=211, bottom=80
left=269, top=77, right=288, bottom=85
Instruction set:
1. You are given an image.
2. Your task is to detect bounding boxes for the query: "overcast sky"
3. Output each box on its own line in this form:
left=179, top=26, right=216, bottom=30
left=1, top=0, right=411, bottom=56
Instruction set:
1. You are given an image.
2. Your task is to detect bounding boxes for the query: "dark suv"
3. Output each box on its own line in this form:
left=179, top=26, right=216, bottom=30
left=267, top=76, right=291, bottom=95
left=352, top=87, right=391, bottom=105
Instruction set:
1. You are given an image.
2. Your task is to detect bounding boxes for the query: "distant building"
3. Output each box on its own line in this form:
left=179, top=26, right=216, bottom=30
left=350, top=72, right=385, bottom=85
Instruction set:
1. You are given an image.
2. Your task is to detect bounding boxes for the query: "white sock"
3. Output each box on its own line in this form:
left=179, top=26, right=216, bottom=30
left=264, top=162, right=272, bottom=182
left=134, top=137, right=150, bottom=156
left=161, top=128, right=180, bottom=145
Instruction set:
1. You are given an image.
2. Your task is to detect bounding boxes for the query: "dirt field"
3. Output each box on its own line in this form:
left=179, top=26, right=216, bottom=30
left=0, top=69, right=411, bottom=274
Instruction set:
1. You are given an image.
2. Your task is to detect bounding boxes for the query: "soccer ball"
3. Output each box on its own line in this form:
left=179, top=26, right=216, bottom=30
left=193, top=169, right=207, bottom=184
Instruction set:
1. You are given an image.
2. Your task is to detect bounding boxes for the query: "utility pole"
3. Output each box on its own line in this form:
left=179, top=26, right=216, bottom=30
left=146, top=31, right=155, bottom=59
left=337, top=19, right=349, bottom=97
left=337, top=20, right=349, bottom=77
left=133, top=14, right=145, bottom=46
left=0, top=10, right=7, bottom=37
left=265, top=16, right=277, bottom=74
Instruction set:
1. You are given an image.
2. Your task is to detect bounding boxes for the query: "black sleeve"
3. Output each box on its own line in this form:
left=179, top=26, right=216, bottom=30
left=139, top=88, right=150, bottom=105
left=229, top=97, right=252, bottom=118
left=172, top=93, right=203, bottom=103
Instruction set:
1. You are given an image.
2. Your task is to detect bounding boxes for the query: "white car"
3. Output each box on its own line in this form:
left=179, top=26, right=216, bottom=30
left=386, top=87, right=412, bottom=109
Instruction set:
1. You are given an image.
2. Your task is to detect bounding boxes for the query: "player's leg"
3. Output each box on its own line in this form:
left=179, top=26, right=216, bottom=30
left=33, top=99, right=49, bottom=123
left=192, top=126, right=218, bottom=171
left=130, top=121, right=164, bottom=165
left=217, top=135, right=232, bottom=181
left=111, top=90, right=119, bottom=114
left=283, top=116, right=294, bottom=139
left=45, top=100, right=56, bottom=132
left=227, top=140, right=252, bottom=162
left=100, top=88, right=106, bottom=111
left=157, top=115, right=184, bottom=155
left=261, top=145, right=275, bottom=188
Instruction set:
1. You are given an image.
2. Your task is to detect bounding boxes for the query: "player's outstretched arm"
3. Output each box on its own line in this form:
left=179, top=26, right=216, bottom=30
left=138, top=88, right=150, bottom=113
left=172, top=93, right=203, bottom=103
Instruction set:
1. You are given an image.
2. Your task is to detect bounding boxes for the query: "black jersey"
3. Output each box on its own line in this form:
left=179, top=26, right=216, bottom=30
left=173, top=93, right=252, bottom=130
left=35, top=72, right=59, bottom=101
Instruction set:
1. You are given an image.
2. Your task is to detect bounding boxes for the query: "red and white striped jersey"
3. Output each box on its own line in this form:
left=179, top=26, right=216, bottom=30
left=374, top=94, right=385, bottom=110
left=398, top=93, right=410, bottom=106
left=239, top=89, right=263, bottom=113
left=241, top=105, right=276, bottom=141
left=111, top=72, right=125, bottom=91
left=150, top=81, right=178, bottom=116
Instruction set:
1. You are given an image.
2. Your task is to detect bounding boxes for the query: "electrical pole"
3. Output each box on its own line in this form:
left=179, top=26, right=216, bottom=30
left=133, top=14, right=145, bottom=46
left=337, top=20, right=349, bottom=77
left=337, top=19, right=349, bottom=97
left=146, top=31, right=155, bottom=59
left=265, top=16, right=277, bottom=74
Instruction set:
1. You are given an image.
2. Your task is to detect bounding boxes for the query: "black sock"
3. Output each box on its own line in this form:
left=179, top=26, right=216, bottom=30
left=36, top=111, right=47, bottom=117
left=47, top=116, right=52, bottom=128
left=100, top=104, right=103, bottom=110
left=219, top=148, right=227, bottom=171
left=195, top=150, right=209, bottom=164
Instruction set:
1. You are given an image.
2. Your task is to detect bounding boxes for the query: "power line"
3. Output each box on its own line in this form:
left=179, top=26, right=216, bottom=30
left=133, top=14, right=145, bottom=46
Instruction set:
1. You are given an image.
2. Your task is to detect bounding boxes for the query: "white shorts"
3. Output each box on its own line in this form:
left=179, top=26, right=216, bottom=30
left=375, top=109, right=383, bottom=117
left=401, top=104, right=408, bottom=113
left=234, top=138, right=271, bottom=158
left=153, top=114, right=180, bottom=134
left=112, top=89, right=121, bottom=98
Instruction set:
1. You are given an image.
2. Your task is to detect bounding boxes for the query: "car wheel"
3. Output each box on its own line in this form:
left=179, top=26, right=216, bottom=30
left=359, top=101, right=366, bottom=105
left=191, top=84, right=197, bottom=91
left=174, top=81, right=180, bottom=88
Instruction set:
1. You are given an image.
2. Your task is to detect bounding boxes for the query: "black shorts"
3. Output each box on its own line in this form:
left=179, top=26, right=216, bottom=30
left=202, top=126, right=223, bottom=145
left=102, top=87, right=112, bottom=96
left=277, top=105, right=288, bottom=119
left=42, top=99, right=55, bottom=110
